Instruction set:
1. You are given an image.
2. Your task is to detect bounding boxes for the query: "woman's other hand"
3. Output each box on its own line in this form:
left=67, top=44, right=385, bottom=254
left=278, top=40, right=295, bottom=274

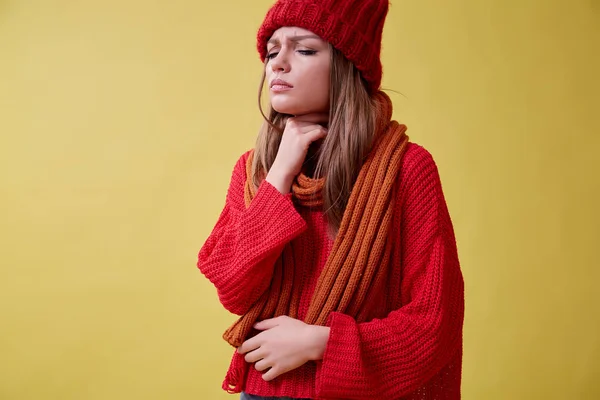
left=237, top=315, right=331, bottom=381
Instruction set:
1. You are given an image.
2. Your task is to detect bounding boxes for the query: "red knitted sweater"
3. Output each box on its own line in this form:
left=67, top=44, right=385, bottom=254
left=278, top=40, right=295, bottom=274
left=197, top=142, right=465, bottom=399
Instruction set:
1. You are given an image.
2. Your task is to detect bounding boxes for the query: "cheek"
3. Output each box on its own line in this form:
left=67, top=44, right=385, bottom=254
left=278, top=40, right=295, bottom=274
left=269, top=62, right=330, bottom=114
left=309, top=65, right=330, bottom=106
left=297, top=63, right=329, bottom=94
left=264, top=68, right=273, bottom=85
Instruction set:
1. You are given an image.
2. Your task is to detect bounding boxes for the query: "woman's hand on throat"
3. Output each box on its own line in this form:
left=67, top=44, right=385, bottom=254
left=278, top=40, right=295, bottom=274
left=266, top=113, right=329, bottom=194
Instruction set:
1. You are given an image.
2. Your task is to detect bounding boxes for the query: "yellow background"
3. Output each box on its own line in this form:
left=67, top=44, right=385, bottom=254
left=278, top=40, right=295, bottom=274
left=1, top=0, right=598, bottom=398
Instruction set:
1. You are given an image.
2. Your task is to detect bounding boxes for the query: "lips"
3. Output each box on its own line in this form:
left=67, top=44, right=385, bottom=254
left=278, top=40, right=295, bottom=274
left=270, top=78, right=293, bottom=88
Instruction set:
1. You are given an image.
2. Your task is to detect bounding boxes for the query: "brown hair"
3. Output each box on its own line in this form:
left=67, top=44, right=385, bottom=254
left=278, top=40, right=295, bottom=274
left=253, top=45, right=378, bottom=234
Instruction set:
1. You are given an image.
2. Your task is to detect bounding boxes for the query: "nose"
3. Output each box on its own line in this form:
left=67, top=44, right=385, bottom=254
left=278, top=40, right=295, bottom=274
left=270, top=49, right=290, bottom=73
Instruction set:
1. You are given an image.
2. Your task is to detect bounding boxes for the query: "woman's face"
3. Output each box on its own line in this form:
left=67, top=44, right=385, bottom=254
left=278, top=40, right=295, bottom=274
left=265, top=26, right=331, bottom=116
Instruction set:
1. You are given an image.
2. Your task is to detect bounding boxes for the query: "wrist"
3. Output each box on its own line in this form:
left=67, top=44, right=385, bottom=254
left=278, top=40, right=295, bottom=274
left=265, top=168, right=293, bottom=195
left=308, top=325, right=330, bottom=361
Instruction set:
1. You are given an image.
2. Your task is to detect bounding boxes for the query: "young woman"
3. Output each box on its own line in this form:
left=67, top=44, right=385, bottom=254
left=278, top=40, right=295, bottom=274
left=197, top=0, right=465, bottom=399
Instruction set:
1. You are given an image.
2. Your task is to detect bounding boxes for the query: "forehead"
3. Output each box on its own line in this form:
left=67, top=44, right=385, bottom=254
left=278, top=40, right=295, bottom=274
left=268, top=26, right=323, bottom=42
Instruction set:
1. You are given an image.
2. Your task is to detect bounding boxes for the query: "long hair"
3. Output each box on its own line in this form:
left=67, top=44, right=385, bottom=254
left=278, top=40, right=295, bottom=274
left=253, top=45, right=379, bottom=234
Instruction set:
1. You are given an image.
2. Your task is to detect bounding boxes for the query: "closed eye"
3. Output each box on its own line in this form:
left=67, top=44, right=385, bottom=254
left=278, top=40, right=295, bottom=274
left=266, top=50, right=318, bottom=60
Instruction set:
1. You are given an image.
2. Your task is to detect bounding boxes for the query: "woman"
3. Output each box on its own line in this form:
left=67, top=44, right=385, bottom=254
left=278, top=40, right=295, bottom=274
left=197, top=0, right=465, bottom=399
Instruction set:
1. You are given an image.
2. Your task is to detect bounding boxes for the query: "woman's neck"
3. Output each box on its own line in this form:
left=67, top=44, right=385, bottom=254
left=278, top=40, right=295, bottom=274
left=302, top=141, right=323, bottom=178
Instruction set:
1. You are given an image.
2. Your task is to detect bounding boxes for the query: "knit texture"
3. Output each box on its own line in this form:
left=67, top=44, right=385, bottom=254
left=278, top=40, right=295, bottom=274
left=257, top=0, right=389, bottom=93
left=198, top=143, right=465, bottom=399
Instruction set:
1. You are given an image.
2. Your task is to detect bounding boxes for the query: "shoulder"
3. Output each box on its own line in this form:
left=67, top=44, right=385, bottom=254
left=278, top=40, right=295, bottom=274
left=223, top=149, right=254, bottom=196
left=399, top=142, right=442, bottom=192
left=229, top=149, right=254, bottom=178
left=235, top=149, right=254, bottom=169
left=395, top=142, right=456, bottom=242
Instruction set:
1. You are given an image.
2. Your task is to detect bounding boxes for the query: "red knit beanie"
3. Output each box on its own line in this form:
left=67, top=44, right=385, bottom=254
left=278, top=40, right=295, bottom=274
left=257, top=0, right=390, bottom=94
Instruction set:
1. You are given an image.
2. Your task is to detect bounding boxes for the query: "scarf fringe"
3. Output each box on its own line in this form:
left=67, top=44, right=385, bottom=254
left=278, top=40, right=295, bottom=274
left=222, top=351, right=248, bottom=394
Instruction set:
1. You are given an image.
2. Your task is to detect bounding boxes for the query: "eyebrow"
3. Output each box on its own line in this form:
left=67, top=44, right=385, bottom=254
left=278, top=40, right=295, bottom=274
left=267, top=35, right=322, bottom=46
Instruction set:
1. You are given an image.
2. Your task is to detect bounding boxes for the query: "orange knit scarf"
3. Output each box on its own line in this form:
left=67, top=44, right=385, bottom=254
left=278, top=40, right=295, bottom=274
left=223, top=91, right=409, bottom=348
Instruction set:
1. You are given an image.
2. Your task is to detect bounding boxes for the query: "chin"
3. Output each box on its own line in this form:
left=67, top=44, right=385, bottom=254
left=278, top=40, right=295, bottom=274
left=270, top=97, right=303, bottom=115
left=270, top=96, right=327, bottom=116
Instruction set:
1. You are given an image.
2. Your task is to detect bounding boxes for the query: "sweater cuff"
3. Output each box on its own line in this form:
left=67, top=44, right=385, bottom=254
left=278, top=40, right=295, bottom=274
left=315, top=312, right=358, bottom=397
left=244, top=179, right=306, bottom=244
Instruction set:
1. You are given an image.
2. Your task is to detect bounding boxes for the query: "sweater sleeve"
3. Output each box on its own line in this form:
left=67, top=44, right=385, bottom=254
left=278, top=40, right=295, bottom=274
left=315, top=147, right=465, bottom=399
left=197, top=151, right=307, bottom=315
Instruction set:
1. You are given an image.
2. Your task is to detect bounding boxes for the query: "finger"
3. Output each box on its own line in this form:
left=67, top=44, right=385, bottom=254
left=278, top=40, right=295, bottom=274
left=254, top=358, right=271, bottom=372
left=298, top=123, right=328, bottom=135
left=289, top=112, right=330, bottom=125
left=286, top=119, right=325, bottom=133
left=254, top=316, right=283, bottom=331
left=303, top=127, right=328, bottom=144
left=244, top=348, right=266, bottom=364
left=237, top=336, right=261, bottom=355
left=261, top=366, right=282, bottom=382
